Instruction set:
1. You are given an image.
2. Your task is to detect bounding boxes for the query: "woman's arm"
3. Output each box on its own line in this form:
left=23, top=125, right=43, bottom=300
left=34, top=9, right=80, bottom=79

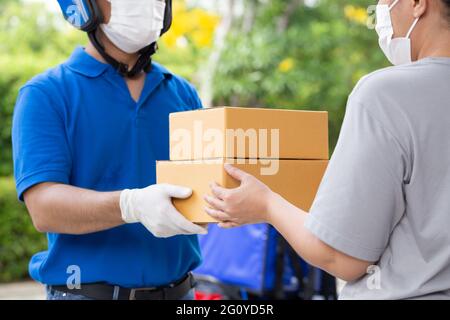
left=204, top=164, right=373, bottom=282
left=267, top=192, right=372, bottom=281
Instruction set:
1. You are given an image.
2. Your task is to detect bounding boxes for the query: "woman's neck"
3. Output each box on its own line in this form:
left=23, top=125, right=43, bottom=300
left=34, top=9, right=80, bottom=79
left=415, top=24, right=450, bottom=60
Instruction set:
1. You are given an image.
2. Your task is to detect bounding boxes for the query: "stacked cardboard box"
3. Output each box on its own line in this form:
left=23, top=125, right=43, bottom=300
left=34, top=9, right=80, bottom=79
left=157, top=107, right=329, bottom=223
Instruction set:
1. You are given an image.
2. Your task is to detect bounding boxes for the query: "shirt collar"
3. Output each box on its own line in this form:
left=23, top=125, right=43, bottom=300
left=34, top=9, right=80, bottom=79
left=150, top=62, right=173, bottom=79
left=64, top=46, right=173, bottom=79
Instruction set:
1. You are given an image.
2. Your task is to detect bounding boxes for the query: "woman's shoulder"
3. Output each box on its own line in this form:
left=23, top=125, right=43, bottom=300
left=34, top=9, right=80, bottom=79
left=351, top=60, right=436, bottom=101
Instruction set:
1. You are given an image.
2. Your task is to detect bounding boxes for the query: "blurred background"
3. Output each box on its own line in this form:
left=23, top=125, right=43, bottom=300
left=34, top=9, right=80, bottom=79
left=0, top=0, right=386, bottom=299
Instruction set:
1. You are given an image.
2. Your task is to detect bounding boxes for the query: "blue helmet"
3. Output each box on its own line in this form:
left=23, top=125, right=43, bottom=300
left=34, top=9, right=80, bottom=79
left=56, top=0, right=174, bottom=78
left=57, top=0, right=173, bottom=34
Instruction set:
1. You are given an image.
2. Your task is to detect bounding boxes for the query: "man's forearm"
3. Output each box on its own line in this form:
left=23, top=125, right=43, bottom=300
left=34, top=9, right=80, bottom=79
left=25, top=183, right=125, bottom=235
left=266, top=192, right=371, bottom=282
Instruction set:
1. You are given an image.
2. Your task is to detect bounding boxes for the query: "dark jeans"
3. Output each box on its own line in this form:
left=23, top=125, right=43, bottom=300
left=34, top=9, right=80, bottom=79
left=46, top=286, right=195, bottom=300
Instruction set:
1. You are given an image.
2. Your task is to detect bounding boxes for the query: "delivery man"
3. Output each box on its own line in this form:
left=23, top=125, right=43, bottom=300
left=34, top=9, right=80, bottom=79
left=12, top=0, right=206, bottom=300
left=205, top=0, right=450, bottom=299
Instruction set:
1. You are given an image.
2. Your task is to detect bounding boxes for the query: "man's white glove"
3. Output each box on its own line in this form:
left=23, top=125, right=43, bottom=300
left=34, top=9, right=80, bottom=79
left=120, top=184, right=208, bottom=238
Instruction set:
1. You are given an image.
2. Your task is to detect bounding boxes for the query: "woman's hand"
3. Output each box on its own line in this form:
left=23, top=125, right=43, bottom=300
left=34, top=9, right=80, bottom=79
left=203, top=164, right=276, bottom=228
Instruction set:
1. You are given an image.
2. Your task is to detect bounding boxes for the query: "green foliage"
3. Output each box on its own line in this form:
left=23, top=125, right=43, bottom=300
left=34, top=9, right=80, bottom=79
left=0, top=177, right=47, bottom=282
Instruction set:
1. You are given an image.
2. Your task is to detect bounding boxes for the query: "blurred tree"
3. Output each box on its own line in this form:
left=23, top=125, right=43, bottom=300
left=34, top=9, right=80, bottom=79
left=157, top=0, right=220, bottom=81
left=199, top=0, right=235, bottom=106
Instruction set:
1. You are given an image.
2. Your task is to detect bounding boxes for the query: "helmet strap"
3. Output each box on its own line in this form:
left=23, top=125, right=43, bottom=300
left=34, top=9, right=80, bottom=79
left=87, top=29, right=157, bottom=78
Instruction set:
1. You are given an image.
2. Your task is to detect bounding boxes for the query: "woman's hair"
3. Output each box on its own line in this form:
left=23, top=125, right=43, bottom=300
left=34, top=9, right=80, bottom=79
left=442, top=0, right=450, bottom=21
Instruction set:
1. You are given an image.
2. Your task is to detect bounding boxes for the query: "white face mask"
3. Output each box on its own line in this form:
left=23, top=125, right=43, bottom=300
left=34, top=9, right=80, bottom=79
left=375, top=0, right=420, bottom=66
left=100, top=0, right=166, bottom=54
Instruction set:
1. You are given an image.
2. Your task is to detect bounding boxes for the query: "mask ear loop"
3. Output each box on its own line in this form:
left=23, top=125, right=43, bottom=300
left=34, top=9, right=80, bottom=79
left=406, top=17, right=420, bottom=39
left=388, top=0, right=420, bottom=39
left=389, top=0, right=400, bottom=10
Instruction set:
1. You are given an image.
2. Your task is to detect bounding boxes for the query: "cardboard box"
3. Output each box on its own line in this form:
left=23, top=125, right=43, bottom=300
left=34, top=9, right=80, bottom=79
left=170, top=107, right=329, bottom=161
left=157, top=159, right=328, bottom=223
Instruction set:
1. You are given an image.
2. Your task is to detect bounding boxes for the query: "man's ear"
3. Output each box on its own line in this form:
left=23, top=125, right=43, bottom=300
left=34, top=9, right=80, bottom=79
left=97, top=0, right=112, bottom=24
left=412, top=0, right=428, bottom=19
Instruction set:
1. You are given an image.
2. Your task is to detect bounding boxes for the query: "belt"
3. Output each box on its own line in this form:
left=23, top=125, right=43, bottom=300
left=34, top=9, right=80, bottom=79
left=50, top=273, right=195, bottom=300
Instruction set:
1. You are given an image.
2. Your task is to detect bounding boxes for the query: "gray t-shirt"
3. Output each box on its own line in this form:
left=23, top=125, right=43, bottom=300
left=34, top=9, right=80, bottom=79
left=305, top=57, right=450, bottom=300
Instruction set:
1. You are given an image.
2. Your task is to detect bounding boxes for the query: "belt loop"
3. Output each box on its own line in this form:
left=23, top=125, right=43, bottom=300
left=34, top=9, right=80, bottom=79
left=113, top=286, right=120, bottom=300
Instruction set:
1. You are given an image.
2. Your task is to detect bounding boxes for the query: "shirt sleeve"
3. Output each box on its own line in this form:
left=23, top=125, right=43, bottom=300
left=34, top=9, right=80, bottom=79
left=304, top=97, right=407, bottom=262
left=12, top=85, right=72, bottom=201
left=187, top=83, right=203, bottom=110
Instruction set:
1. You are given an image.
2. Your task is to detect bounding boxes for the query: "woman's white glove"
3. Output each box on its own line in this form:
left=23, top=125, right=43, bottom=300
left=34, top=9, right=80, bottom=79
left=120, top=184, right=208, bottom=238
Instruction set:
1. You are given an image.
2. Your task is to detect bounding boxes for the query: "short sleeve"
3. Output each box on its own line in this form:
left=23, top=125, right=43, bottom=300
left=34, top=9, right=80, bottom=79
left=304, top=97, right=407, bottom=262
left=12, top=85, right=72, bottom=201
left=187, top=83, right=203, bottom=110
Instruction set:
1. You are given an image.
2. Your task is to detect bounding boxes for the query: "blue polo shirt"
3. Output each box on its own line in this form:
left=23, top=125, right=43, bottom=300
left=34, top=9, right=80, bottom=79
left=12, top=47, right=202, bottom=288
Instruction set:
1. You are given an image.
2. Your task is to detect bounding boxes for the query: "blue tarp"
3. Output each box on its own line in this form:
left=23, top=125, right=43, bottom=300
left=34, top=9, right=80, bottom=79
left=194, top=223, right=308, bottom=294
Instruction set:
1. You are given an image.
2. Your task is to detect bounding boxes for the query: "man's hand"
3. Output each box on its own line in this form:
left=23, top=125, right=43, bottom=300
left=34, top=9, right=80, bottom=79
left=120, top=184, right=208, bottom=238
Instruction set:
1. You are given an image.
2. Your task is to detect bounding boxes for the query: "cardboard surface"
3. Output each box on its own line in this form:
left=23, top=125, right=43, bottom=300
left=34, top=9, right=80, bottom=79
left=157, top=159, right=328, bottom=223
left=169, top=107, right=329, bottom=161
